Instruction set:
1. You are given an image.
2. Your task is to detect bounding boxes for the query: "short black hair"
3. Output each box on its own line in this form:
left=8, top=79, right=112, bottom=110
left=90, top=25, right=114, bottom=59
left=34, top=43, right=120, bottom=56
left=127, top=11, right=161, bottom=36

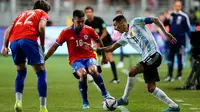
left=33, top=0, right=51, bottom=13
left=113, top=14, right=127, bottom=22
left=84, top=6, right=94, bottom=12
left=73, top=10, right=85, bottom=18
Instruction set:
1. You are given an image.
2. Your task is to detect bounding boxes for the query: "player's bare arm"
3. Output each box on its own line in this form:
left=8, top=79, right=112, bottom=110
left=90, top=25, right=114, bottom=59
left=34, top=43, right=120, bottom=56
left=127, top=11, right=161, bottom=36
left=45, top=43, right=59, bottom=61
left=151, top=17, right=177, bottom=44
left=98, top=42, right=121, bottom=53
left=38, top=19, right=47, bottom=53
left=84, top=42, right=121, bottom=53
left=1, top=24, right=13, bottom=56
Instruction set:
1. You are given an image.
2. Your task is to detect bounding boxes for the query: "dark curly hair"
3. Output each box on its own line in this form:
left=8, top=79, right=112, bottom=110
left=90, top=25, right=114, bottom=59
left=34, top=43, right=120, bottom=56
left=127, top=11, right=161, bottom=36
left=73, top=10, right=85, bottom=18
left=33, top=0, right=51, bottom=13
left=113, top=14, right=127, bottom=22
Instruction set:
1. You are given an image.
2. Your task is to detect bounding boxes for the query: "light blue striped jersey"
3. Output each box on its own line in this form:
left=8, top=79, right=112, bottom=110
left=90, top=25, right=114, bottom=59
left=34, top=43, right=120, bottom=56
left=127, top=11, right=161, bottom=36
left=116, top=17, right=160, bottom=60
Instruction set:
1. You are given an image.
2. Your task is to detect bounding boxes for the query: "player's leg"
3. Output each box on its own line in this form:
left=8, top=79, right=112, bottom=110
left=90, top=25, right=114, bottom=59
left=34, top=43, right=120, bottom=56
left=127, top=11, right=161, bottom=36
left=146, top=79, right=180, bottom=111
left=176, top=45, right=184, bottom=80
left=19, top=39, right=48, bottom=112
left=10, top=40, right=27, bottom=112
left=32, top=64, right=48, bottom=111
left=106, top=52, right=119, bottom=83
left=87, top=58, right=110, bottom=98
left=117, top=62, right=144, bottom=106
left=165, top=45, right=176, bottom=82
left=15, top=64, right=26, bottom=112
left=72, top=61, right=89, bottom=109
left=144, top=53, right=180, bottom=111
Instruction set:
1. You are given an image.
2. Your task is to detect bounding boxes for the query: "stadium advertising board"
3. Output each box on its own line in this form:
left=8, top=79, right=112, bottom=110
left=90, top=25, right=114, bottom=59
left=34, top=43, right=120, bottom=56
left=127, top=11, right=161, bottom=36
left=0, top=26, right=142, bottom=54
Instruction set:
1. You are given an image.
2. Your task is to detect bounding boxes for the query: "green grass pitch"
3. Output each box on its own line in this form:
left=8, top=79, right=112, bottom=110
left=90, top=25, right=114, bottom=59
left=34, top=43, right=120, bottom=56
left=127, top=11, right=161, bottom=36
left=0, top=55, right=200, bottom=112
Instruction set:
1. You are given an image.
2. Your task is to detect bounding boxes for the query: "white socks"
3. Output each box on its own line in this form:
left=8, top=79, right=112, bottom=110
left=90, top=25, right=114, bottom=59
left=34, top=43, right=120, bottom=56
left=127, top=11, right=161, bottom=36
left=40, top=97, right=47, bottom=108
left=121, top=77, right=178, bottom=108
left=16, top=93, right=46, bottom=108
left=16, top=92, right=22, bottom=102
left=122, top=76, right=135, bottom=101
left=152, top=87, right=178, bottom=108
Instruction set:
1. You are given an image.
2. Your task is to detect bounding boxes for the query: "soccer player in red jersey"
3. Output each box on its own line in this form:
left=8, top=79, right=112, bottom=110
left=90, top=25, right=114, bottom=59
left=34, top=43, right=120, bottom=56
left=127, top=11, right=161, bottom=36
left=1, top=1, right=50, bottom=112
left=45, top=10, right=112, bottom=109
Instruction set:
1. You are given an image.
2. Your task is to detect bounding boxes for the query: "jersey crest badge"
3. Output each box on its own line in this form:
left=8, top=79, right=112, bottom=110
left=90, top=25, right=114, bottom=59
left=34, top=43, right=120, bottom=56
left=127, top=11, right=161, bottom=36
left=84, top=35, right=88, bottom=40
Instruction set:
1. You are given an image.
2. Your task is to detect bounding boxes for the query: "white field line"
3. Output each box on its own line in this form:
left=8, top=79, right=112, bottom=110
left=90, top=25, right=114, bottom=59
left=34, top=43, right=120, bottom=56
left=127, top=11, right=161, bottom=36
left=181, top=103, right=192, bottom=106
left=87, top=74, right=101, bottom=92
left=174, top=98, right=200, bottom=111
left=92, top=81, right=101, bottom=92
left=189, top=108, right=199, bottom=110
left=175, top=99, right=184, bottom=103
left=117, top=106, right=130, bottom=112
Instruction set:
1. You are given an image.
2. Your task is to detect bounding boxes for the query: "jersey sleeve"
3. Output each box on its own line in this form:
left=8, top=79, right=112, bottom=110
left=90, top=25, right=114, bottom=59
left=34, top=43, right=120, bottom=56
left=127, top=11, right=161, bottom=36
left=99, top=18, right=107, bottom=29
left=40, top=11, right=49, bottom=22
left=116, top=34, right=128, bottom=46
left=56, top=30, right=66, bottom=46
left=133, top=17, right=153, bottom=25
left=90, top=28, right=100, bottom=40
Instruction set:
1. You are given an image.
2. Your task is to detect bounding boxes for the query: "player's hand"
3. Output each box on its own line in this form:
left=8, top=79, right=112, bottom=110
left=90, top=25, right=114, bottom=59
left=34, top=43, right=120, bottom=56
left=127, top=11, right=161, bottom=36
left=83, top=42, right=93, bottom=50
left=166, top=33, right=177, bottom=44
left=1, top=47, right=10, bottom=57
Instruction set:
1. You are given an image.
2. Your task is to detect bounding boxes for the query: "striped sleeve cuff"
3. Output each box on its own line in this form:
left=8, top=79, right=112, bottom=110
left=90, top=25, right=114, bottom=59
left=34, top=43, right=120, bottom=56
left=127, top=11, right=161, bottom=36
left=96, top=36, right=100, bottom=40
left=40, top=18, right=47, bottom=22
left=55, top=41, right=62, bottom=46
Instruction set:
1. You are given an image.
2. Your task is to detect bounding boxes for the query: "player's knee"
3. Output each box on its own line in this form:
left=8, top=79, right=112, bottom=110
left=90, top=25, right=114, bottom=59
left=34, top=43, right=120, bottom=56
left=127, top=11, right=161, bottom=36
left=80, top=72, right=87, bottom=79
left=32, top=64, right=45, bottom=72
left=128, top=67, right=137, bottom=77
left=78, top=69, right=87, bottom=80
left=88, top=66, right=98, bottom=76
left=16, top=63, right=26, bottom=70
left=92, top=70, right=99, bottom=77
left=146, top=84, right=156, bottom=93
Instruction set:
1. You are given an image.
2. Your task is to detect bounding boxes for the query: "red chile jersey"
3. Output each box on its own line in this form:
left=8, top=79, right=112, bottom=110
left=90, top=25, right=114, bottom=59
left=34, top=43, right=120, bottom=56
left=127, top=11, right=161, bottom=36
left=56, top=25, right=100, bottom=65
left=9, top=9, right=49, bottom=43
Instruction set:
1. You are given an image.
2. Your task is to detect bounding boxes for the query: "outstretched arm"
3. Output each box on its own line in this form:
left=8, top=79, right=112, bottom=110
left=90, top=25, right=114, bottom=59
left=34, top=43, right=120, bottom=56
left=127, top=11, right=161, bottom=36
left=44, top=43, right=59, bottom=61
left=84, top=42, right=121, bottom=53
left=98, top=42, right=121, bottom=53
left=151, top=17, right=177, bottom=44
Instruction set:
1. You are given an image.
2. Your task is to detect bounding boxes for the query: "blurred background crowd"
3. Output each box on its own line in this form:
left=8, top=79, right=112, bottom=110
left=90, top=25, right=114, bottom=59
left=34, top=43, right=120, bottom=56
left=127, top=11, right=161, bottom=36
left=0, top=0, right=199, bottom=26
left=0, top=0, right=200, bottom=83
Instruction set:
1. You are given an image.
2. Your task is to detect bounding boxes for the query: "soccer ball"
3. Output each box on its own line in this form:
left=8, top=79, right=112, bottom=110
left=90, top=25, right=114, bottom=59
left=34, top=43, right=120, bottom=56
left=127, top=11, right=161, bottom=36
left=102, top=97, right=118, bottom=111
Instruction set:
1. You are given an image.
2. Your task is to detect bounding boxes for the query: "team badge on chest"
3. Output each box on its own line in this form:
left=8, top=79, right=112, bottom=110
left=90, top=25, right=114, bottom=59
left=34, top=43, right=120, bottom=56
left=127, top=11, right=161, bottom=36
left=84, top=34, right=88, bottom=40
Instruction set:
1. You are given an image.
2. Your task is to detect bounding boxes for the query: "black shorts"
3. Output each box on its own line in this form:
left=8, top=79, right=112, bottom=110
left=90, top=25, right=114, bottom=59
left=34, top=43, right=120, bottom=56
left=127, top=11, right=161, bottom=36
left=97, top=37, right=113, bottom=55
left=139, top=52, right=162, bottom=83
left=102, top=36, right=112, bottom=47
